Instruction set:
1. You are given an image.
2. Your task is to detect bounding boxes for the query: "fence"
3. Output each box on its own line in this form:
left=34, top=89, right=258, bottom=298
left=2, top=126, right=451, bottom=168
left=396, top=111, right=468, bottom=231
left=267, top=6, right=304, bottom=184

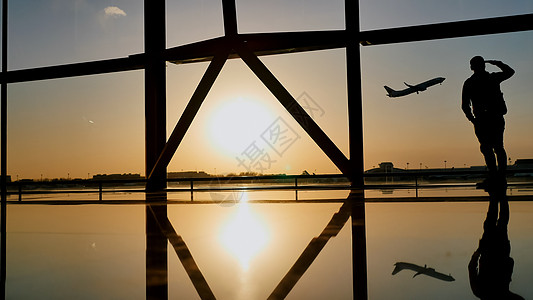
left=5, top=169, right=533, bottom=202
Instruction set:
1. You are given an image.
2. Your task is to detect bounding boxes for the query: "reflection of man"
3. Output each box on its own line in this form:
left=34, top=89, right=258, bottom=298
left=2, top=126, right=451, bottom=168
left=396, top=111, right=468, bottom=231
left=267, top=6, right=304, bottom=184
left=468, top=184, right=524, bottom=299
left=462, top=56, right=514, bottom=184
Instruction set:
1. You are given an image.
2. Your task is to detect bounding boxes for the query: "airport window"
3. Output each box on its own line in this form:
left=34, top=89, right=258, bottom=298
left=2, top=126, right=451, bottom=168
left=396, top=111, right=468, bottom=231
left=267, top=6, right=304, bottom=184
left=1, top=2, right=531, bottom=182
left=361, top=31, right=533, bottom=170
left=8, top=72, right=144, bottom=180
left=1, top=2, right=533, bottom=300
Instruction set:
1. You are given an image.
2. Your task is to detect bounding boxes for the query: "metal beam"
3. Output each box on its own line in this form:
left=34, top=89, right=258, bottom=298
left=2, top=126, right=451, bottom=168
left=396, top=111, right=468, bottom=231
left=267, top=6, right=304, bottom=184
left=345, top=0, right=364, bottom=187
left=145, top=0, right=167, bottom=192
left=166, top=31, right=346, bottom=65
left=146, top=201, right=168, bottom=300
left=2, top=14, right=532, bottom=84
left=1, top=0, right=7, bottom=297
left=0, top=57, right=145, bottom=83
left=359, top=13, right=533, bottom=46
left=345, top=1, right=367, bottom=297
left=236, top=43, right=351, bottom=176
left=148, top=51, right=229, bottom=180
left=350, top=190, right=368, bottom=300
left=144, top=2, right=168, bottom=300
left=164, top=13, right=533, bottom=63
left=222, top=0, right=238, bottom=36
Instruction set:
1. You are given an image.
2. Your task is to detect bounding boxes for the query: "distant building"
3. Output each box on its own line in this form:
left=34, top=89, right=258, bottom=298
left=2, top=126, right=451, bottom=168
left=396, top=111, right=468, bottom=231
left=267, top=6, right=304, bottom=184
left=364, top=162, right=406, bottom=182
left=365, top=159, right=533, bottom=181
left=167, top=171, right=212, bottom=179
left=509, top=159, right=533, bottom=177
left=512, top=159, right=533, bottom=169
left=92, top=173, right=143, bottom=181
left=365, top=162, right=405, bottom=174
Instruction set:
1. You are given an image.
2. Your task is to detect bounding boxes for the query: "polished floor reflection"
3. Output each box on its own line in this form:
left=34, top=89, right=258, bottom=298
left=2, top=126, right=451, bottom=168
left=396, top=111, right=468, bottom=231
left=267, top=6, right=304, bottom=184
left=3, top=189, right=533, bottom=299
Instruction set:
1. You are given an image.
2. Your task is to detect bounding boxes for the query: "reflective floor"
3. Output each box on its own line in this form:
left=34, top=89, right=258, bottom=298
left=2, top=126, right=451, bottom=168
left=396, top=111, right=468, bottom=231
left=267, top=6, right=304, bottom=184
left=3, top=189, right=533, bottom=299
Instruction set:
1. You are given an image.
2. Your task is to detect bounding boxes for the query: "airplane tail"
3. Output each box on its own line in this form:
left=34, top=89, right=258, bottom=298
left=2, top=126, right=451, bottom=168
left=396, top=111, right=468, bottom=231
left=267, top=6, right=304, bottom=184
left=384, top=86, right=396, bottom=97
left=391, top=263, right=403, bottom=275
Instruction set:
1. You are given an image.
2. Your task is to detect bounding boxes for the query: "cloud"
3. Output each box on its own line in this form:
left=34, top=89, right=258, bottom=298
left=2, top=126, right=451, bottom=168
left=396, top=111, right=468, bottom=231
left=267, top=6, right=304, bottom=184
left=104, top=6, right=126, bottom=18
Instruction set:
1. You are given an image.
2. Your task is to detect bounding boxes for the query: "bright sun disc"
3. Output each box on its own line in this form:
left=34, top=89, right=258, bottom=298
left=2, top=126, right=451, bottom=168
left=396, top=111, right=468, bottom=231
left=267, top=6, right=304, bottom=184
left=206, top=97, right=275, bottom=156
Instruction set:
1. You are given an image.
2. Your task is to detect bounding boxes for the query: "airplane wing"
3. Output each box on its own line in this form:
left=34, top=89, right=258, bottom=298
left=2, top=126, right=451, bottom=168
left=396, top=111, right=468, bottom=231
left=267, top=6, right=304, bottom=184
left=404, top=82, right=426, bottom=92
left=384, top=86, right=416, bottom=97
left=413, top=268, right=455, bottom=282
left=393, top=262, right=425, bottom=274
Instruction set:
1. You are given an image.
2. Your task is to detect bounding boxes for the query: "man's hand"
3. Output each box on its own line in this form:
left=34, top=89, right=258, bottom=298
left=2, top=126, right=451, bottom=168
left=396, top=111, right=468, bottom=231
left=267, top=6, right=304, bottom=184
left=469, top=249, right=481, bottom=271
left=485, top=59, right=514, bottom=79
left=485, top=60, right=501, bottom=65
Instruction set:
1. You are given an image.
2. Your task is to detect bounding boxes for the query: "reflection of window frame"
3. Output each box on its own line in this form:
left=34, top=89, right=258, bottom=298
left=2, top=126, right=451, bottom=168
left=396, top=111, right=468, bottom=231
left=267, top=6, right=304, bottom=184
left=1, top=1, right=532, bottom=189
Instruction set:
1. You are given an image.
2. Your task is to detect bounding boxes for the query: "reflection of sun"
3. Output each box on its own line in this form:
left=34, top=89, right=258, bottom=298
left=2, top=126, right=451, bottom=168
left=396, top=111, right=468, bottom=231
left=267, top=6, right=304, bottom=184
left=206, top=97, right=275, bottom=156
left=219, top=193, right=269, bottom=270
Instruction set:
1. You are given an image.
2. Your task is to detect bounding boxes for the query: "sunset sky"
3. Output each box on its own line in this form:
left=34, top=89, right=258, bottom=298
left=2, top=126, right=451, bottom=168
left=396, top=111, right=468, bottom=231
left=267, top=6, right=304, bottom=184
left=5, top=0, right=533, bottom=179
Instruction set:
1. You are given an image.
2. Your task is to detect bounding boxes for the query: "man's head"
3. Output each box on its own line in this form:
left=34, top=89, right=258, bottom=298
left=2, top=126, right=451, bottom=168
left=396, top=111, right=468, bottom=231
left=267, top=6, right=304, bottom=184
left=470, top=56, right=486, bottom=72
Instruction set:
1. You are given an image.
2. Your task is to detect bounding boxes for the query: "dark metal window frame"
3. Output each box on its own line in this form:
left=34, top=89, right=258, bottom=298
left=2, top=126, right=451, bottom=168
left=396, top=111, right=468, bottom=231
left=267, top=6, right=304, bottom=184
left=0, top=1, right=532, bottom=298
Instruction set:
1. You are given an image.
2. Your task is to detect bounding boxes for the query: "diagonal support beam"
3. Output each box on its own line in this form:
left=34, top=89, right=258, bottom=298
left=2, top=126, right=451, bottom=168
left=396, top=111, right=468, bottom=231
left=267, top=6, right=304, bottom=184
left=148, top=205, right=216, bottom=300
left=148, top=50, right=229, bottom=180
left=235, top=43, right=351, bottom=177
left=268, top=201, right=352, bottom=300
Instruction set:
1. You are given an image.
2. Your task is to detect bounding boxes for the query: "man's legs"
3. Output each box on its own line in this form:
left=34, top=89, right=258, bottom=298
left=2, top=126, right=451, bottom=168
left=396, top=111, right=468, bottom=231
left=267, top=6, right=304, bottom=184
left=494, top=117, right=507, bottom=175
left=495, top=146, right=507, bottom=174
left=480, top=144, right=498, bottom=174
left=476, top=116, right=506, bottom=177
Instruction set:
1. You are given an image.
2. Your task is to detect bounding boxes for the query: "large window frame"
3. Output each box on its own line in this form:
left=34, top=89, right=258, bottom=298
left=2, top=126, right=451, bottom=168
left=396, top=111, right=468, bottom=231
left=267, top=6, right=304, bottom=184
left=0, top=1, right=532, bottom=298
left=1, top=3, right=530, bottom=191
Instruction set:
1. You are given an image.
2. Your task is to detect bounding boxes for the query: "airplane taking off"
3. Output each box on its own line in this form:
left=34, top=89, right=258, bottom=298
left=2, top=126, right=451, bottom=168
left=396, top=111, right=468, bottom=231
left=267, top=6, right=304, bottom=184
left=392, top=262, right=455, bottom=282
left=384, top=77, right=445, bottom=98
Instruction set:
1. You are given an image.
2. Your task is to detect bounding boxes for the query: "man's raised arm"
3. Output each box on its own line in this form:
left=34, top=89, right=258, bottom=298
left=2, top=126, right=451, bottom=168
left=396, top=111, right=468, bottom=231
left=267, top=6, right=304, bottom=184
left=486, top=60, right=515, bottom=81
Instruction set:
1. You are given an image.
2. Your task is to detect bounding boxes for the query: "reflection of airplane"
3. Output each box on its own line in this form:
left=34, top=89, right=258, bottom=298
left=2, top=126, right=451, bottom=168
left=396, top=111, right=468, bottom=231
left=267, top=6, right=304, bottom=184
left=384, top=77, right=445, bottom=98
left=392, top=262, right=455, bottom=282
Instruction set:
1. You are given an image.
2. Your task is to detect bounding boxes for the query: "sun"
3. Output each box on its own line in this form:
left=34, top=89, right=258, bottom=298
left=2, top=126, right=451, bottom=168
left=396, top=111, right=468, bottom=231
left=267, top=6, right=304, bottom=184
left=206, top=96, right=276, bottom=156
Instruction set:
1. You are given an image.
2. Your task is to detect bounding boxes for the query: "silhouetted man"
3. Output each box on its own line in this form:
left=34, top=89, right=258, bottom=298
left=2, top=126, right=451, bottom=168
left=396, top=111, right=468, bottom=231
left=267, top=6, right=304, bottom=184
left=462, top=56, right=514, bottom=185
left=468, top=184, right=524, bottom=300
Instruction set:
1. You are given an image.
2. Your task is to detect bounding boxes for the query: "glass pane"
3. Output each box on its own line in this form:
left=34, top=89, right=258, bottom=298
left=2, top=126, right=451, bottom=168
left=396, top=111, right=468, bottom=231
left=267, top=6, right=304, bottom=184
left=236, top=0, right=345, bottom=33
left=8, top=71, right=144, bottom=181
left=360, top=0, right=533, bottom=30
left=166, top=57, right=339, bottom=176
left=166, top=0, right=224, bottom=47
left=361, top=31, right=533, bottom=172
left=8, top=0, right=143, bottom=70
left=260, top=49, right=349, bottom=160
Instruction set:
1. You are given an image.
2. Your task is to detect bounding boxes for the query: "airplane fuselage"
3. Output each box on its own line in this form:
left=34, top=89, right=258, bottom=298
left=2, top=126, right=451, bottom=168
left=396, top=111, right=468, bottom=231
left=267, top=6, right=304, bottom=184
left=392, top=262, right=455, bottom=282
left=385, top=77, right=445, bottom=98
